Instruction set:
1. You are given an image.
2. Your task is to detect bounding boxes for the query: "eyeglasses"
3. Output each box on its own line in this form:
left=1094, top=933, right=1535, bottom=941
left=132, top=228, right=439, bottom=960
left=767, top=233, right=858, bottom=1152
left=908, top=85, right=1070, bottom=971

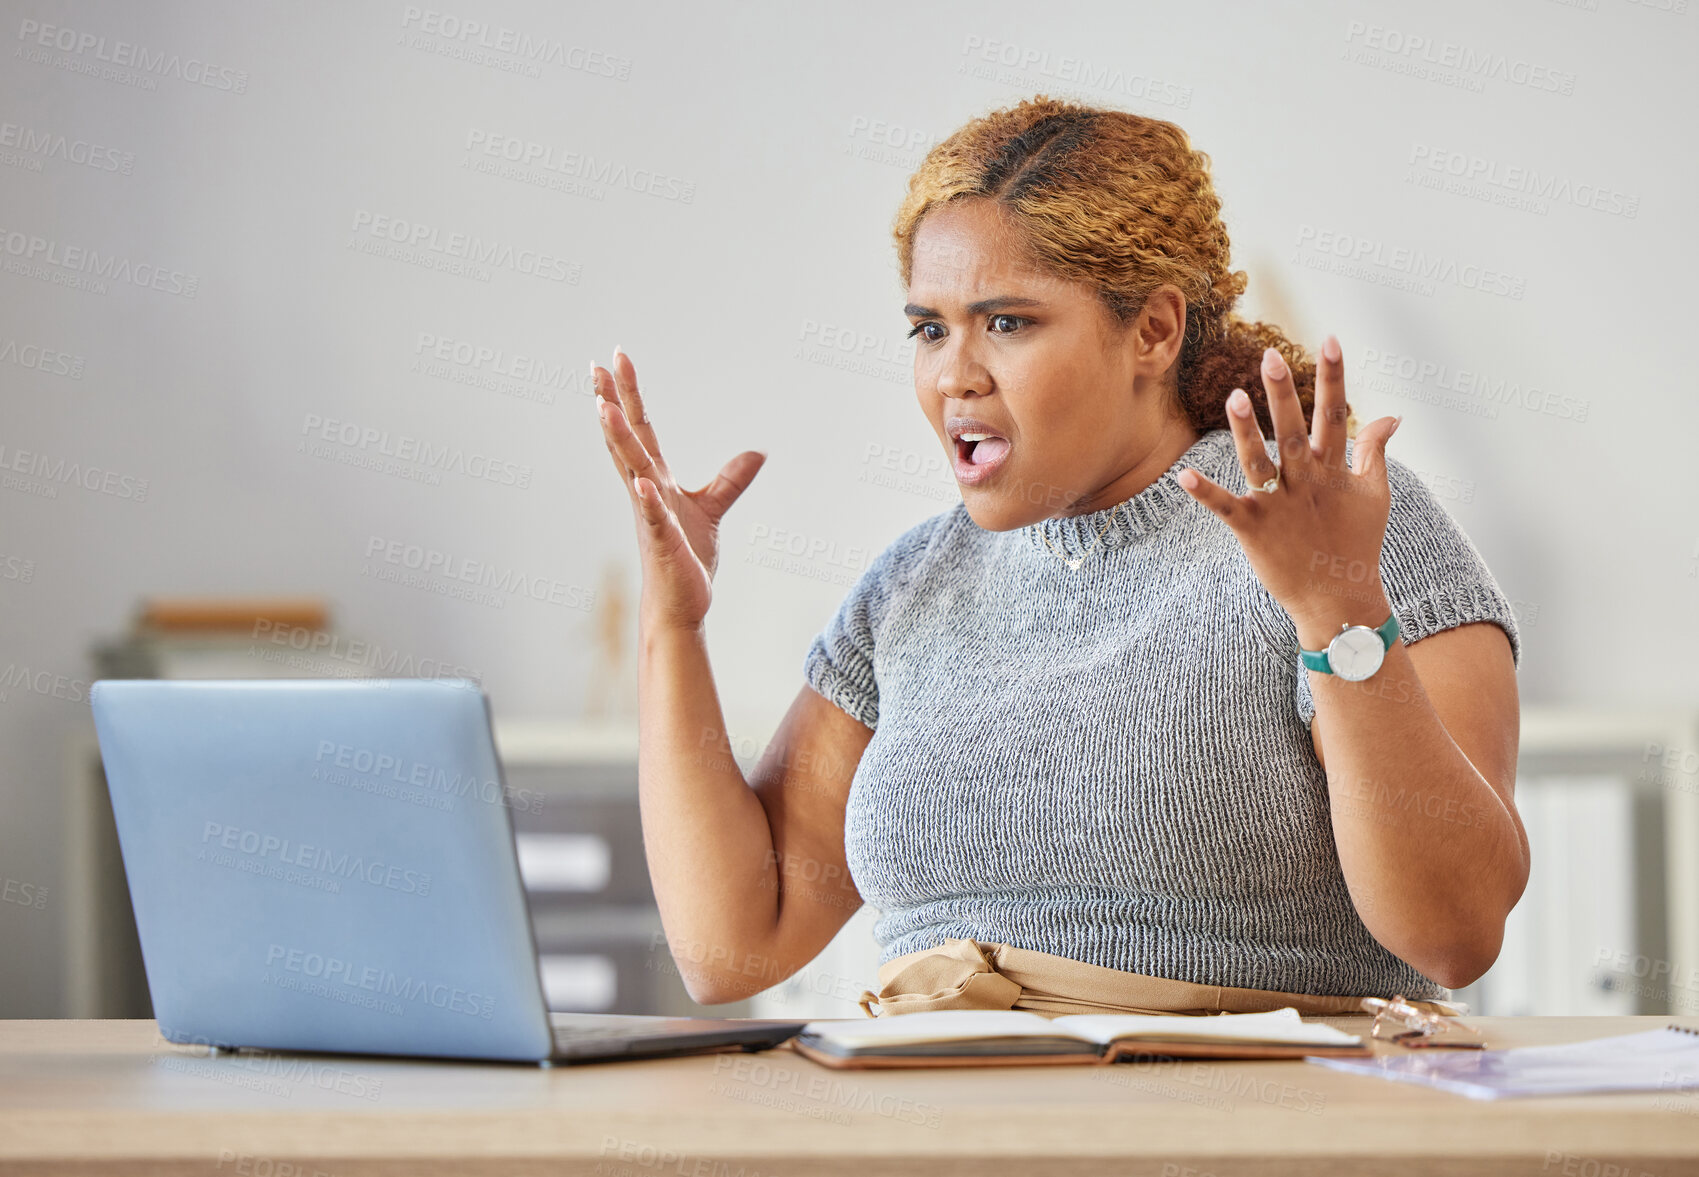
left=1361, top=995, right=1486, bottom=1050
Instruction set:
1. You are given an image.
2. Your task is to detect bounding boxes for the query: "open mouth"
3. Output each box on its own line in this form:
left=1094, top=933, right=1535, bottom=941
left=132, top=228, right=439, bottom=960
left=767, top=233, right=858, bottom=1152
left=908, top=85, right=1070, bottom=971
left=955, top=435, right=1011, bottom=467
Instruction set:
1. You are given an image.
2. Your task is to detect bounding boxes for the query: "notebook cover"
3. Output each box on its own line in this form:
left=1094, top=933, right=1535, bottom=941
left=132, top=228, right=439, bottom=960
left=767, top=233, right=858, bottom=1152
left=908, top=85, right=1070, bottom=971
left=788, top=1039, right=1099, bottom=1070
left=788, top=1036, right=1372, bottom=1070
left=1102, top=1039, right=1372, bottom=1062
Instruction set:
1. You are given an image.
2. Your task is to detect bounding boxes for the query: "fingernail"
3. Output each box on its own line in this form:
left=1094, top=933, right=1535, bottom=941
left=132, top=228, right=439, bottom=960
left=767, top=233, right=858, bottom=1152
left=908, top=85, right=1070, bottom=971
left=1323, top=335, right=1341, bottom=363
left=1264, top=349, right=1288, bottom=379
left=613, top=344, right=625, bottom=361
left=1227, top=388, right=1250, bottom=417
left=1391, top=414, right=1403, bottom=435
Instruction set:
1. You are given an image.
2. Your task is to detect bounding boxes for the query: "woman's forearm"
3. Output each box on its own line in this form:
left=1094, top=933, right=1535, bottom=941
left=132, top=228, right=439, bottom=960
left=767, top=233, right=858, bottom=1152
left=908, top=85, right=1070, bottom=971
left=636, top=621, right=786, bottom=1000
left=1296, top=589, right=1528, bottom=990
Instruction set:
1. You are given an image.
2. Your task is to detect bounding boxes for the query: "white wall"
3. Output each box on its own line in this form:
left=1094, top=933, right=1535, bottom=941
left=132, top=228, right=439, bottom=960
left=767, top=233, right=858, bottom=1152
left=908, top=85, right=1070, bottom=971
left=2, top=0, right=1695, bottom=1015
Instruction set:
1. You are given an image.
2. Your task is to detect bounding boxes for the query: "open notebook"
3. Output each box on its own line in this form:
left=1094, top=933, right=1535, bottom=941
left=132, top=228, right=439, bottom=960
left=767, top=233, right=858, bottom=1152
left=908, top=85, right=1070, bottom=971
left=790, top=1007, right=1370, bottom=1069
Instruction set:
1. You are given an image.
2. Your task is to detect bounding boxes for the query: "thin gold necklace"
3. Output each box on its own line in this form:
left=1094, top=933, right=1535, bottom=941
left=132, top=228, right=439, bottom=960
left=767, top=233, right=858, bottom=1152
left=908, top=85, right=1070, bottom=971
left=1039, top=506, right=1120, bottom=570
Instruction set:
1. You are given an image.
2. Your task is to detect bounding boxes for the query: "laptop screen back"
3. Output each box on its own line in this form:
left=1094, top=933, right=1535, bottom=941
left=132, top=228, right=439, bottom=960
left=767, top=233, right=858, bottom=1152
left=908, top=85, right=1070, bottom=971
left=90, top=678, right=554, bottom=1061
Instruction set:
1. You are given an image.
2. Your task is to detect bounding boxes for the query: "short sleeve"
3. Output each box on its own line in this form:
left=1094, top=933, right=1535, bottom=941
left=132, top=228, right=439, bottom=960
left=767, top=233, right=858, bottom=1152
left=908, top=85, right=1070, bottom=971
left=1294, top=446, right=1522, bottom=728
left=802, top=509, right=953, bottom=731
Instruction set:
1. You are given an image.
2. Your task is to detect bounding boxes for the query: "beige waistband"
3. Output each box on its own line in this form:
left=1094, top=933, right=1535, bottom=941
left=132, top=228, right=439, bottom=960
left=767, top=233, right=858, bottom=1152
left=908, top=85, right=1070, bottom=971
left=856, top=937, right=1464, bottom=1019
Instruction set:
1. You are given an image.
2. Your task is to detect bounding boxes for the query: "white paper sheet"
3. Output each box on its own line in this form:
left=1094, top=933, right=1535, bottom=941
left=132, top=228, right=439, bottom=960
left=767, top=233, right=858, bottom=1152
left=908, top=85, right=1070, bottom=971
left=1308, top=1027, right=1699, bottom=1099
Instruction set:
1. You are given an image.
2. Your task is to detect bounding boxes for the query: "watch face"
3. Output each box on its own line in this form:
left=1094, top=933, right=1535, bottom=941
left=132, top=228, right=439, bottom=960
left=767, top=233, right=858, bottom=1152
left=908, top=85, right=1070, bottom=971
left=1328, top=626, right=1386, bottom=682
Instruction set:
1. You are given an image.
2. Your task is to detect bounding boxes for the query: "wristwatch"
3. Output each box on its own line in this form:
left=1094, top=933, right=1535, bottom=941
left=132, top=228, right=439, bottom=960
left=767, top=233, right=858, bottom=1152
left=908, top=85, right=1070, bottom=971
left=1300, top=611, right=1400, bottom=682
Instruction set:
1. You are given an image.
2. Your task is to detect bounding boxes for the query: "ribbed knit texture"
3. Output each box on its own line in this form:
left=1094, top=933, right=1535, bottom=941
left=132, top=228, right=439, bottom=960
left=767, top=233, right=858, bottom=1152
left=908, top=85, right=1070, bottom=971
left=804, top=427, right=1522, bottom=1000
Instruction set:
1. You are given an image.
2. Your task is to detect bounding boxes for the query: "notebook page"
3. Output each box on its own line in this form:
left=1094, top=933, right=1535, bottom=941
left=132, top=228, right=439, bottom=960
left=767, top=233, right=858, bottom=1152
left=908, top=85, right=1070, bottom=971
left=1308, top=1027, right=1699, bottom=1099
left=1054, top=1007, right=1363, bottom=1047
left=800, top=1010, right=1081, bottom=1048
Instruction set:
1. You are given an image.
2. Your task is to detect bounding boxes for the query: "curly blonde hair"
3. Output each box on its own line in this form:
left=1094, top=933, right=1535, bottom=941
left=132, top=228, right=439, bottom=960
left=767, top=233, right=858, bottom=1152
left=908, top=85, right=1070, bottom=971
left=892, top=94, right=1354, bottom=438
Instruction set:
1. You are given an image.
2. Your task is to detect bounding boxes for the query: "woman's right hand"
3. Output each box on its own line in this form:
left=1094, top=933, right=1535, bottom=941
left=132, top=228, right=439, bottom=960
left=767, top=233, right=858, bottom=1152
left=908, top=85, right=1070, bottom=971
left=591, top=347, right=767, bottom=632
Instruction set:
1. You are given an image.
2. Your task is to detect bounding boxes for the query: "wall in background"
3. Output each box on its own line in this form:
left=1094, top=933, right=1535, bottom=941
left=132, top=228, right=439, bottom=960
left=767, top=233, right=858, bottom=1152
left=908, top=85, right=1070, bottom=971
left=2, top=0, right=1696, bottom=1016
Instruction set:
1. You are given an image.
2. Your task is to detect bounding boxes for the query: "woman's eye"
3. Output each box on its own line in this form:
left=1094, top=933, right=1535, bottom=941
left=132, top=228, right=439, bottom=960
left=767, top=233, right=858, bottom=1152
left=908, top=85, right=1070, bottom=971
left=904, top=316, right=1027, bottom=342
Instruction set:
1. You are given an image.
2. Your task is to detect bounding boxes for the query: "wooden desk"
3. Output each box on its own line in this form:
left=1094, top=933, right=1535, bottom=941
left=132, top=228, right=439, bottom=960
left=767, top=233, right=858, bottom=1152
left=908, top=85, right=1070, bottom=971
left=3, top=1017, right=1697, bottom=1175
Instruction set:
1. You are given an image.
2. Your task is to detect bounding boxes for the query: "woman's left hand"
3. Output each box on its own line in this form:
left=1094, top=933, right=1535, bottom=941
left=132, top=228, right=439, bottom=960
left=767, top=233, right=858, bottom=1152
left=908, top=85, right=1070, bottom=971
left=1175, top=335, right=1401, bottom=640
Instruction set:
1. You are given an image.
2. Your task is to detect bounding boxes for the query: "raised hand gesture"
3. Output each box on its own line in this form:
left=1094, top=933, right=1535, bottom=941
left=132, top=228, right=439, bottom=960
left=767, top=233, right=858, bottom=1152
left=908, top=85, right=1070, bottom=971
left=1175, top=336, right=1402, bottom=645
left=591, top=348, right=768, bottom=631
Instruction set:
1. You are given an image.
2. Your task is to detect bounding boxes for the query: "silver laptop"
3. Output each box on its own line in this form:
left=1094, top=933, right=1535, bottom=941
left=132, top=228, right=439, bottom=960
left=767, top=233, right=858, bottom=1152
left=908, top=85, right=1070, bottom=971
left=89, top=677, right=805, bottom=1064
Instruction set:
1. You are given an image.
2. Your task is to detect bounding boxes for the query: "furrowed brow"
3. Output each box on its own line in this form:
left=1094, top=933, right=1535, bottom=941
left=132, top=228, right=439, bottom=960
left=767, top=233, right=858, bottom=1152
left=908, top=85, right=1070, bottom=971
left=904, top=295, right=1045, bottom=318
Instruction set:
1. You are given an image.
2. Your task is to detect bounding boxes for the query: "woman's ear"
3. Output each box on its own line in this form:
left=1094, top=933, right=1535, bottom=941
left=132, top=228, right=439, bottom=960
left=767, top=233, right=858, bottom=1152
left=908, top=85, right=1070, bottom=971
left=1132, top=285, right=1188, bottom=374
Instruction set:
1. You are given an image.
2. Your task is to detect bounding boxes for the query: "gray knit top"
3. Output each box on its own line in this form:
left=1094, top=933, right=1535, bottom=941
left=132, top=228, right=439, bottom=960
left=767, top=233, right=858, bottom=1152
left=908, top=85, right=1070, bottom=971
left=803, top=426, right=1522, bottom=1000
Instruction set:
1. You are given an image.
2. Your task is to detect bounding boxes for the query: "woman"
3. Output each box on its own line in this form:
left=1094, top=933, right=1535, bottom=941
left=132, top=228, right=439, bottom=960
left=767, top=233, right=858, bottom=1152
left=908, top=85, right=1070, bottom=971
left=590, top=95, right=1526, bottom=1018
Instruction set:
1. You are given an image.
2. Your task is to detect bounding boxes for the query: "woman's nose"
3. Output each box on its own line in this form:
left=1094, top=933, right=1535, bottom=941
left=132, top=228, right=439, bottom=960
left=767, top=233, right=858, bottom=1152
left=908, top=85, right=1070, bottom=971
left=929, top=343, right=990, bottom=400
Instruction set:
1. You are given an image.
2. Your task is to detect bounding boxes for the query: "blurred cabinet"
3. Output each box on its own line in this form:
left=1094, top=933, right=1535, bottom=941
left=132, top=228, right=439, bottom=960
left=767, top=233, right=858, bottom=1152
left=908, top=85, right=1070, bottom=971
left=1450, top=706, right=1699, bottom=1017
left=497, top=721, right=750, bottom=1018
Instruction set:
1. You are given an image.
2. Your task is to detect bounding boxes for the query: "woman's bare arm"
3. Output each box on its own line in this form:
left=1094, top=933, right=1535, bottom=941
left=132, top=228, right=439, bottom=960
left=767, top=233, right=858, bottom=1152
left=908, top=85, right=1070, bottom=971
left=591, top=347, right=870, bottom=1005
left=1307, top=616, right=1526, bottom=990
left=637, top=628, right=872, bottom=1004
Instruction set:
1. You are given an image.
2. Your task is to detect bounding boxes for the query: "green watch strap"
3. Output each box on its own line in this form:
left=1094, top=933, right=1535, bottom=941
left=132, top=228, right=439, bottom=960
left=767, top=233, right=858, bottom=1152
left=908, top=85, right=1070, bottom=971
left=1375, top=610, right=1401, bottom=649
left=1299, top=611, right=1400, bottom=674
